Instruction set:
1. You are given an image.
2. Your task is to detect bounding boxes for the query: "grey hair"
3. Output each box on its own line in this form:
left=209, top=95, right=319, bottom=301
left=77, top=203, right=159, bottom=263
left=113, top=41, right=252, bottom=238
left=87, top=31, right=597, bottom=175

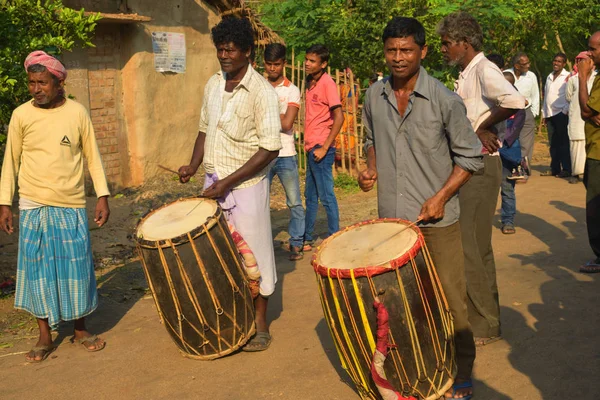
left=436, top=11, right=483, bottom=52
left=511, top=52, right=529, bottom=67
left=26, top=64, right=60, bottom=85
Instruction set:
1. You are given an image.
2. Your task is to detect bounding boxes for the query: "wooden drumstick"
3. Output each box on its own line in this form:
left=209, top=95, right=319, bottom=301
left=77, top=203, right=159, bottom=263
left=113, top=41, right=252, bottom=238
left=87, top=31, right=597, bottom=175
left=369, top=218, right=423, bottom=252
left=158, top=164, right=181, bottom=176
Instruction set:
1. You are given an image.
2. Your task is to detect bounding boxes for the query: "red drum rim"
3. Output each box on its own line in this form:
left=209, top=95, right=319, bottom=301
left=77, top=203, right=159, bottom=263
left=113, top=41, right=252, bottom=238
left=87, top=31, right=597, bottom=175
left=311, top=218, right=423, bottom=279
left=134, top=197, right=221, bottom=249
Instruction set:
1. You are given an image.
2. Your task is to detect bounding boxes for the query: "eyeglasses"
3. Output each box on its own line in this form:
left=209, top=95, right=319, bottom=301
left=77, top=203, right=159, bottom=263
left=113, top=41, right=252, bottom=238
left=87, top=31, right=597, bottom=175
left=517, top=61, right=531, bottom=66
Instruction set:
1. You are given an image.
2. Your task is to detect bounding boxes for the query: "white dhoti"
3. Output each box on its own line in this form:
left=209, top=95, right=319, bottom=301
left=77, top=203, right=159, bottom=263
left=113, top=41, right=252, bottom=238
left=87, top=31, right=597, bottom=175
left=204, top=174, right=277, bottom=296
left=570, top=139, right=586, bottom=177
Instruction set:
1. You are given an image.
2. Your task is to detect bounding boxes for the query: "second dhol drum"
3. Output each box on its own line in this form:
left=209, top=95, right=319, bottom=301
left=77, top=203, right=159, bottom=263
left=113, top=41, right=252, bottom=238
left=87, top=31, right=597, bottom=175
left=312, top=219, right=455, bottom=400
left=135, top=198, right=256, bottom=360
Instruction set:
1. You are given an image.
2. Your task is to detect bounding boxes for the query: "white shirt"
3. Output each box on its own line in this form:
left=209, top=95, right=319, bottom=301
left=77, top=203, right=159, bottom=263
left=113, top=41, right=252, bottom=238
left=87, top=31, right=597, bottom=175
left=455, top=52, right=526, bottom=152
left=566, top=70, right=597, bottom=140
left=542, top=69, right=570, bottom=118
left=199, top=66, right=282, bottom=189
left=274, top=77, right=301, bottom=157
left=505, top=69, right=540, bottom=117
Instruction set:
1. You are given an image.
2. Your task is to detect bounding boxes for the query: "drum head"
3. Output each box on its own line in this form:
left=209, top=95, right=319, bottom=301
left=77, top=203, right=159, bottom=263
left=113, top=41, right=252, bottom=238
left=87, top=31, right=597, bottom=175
left=316, top=220, right=418, bottom=269
left=136, top=198, right=218, bottom=241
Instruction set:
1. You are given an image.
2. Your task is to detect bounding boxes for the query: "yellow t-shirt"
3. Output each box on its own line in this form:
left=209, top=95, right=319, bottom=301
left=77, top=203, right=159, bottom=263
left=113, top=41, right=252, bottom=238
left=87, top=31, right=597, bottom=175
left=0, top=99, right=110, bottom=208
left=586, top=74, right=600, bottom=160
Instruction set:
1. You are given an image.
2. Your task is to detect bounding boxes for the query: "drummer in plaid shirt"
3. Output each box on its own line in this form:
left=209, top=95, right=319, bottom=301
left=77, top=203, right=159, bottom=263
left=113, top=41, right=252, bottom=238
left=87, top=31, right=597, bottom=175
left=179, top=17, right=282, bottom=352
left=358, top=17, right=483, bottom=400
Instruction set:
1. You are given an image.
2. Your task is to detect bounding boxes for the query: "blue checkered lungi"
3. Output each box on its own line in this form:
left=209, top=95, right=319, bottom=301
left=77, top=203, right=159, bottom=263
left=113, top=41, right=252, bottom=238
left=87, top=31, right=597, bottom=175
left=14, top=207, right=98, bottom=328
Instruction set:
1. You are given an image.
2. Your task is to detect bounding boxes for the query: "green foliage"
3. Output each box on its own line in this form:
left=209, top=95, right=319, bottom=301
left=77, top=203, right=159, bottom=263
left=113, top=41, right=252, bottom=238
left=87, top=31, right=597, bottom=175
left=334, top=172, right=361, bottom=193
left=259, top=0, right=600, bottom=85
left=0, top=0, right=100, bottom=153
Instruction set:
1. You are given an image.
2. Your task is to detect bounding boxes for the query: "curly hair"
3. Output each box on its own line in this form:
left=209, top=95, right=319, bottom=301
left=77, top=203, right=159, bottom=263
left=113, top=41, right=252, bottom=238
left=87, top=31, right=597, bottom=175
left=211, top=16, right=254, bottom=52
left=436, top=12, right=483, bottom=52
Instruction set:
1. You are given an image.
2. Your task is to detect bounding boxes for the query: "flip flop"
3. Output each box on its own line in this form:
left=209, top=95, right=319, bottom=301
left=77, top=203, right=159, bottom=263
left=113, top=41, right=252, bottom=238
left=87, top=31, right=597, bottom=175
left=25, top=345, right=54, bottom=363
left=449, top=379, right=473, bottom=400
left=580, top=260, right=600, bottom=273
left=474, top=336, right=503, bottom=347
left=72, top=334, right=106, bottom=352
left=242, top=331, right=272, bottom=352
left=501, top=225, right=516, bottom=235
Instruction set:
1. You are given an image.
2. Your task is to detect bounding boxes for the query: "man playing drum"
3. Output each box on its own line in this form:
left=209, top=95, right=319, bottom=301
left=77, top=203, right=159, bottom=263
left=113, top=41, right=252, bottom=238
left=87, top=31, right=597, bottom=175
left=358, top=17, right=483, bottom=400
left=178, top=17, right=282, bottom=352
left=0, top=51, right=110, bottom=362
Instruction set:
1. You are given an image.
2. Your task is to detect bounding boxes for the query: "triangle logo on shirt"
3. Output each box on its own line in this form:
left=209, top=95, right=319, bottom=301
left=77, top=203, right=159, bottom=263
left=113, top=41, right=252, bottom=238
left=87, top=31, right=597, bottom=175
left=60, top=135, right=71, bottom=147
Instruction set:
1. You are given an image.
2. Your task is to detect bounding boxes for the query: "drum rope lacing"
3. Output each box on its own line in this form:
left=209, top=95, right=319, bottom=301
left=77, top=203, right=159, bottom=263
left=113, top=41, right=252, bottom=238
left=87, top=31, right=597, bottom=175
left=316, top=231, right=456, bottom=400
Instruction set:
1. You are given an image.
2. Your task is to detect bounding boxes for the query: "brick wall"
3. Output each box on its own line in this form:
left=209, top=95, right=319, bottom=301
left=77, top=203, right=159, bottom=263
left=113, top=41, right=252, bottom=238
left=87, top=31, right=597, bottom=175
left=87, top=30, right=122, bottom=185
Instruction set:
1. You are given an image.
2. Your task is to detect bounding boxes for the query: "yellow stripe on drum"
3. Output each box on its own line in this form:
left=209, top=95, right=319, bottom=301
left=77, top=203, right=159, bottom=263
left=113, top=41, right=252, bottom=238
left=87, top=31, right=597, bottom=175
left=350, top=269, right=376, bottom=353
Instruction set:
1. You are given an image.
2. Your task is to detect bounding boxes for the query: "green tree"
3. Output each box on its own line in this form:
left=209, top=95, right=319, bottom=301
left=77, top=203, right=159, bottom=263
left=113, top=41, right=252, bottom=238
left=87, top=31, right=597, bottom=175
left=0, top=0, right=100, bottom=152
left=258, top=0, right=600, bottom=84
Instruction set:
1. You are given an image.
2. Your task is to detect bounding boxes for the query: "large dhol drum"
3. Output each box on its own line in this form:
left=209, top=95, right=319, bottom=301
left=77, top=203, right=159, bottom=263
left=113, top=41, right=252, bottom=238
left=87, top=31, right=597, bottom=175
left=135, top=198, right=255, bottom=360
left=312, top=219, right=455, bottom=399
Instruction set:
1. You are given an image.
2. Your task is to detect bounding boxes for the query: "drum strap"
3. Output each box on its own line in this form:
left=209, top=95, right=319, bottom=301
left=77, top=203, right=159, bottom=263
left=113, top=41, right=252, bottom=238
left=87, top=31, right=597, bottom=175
left=350, top=269, right=376, bottom=353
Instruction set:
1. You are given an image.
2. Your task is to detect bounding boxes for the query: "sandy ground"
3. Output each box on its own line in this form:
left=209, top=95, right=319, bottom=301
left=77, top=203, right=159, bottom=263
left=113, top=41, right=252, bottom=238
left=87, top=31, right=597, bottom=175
left=1, top=138, right=599, bottom=400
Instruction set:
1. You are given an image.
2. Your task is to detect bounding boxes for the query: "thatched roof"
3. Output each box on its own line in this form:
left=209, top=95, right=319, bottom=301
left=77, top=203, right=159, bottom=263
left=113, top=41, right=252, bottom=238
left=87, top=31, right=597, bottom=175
left=204, top=0, right=282, bottom=46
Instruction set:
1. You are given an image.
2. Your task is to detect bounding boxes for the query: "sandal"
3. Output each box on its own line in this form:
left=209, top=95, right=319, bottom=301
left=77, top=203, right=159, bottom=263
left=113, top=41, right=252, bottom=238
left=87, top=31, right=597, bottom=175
left=448, top=379, right=473, bottom=400
left=25, top=345, right=54, bottom=363
left=242, top=331, right=272, bottom=352
left=289, top=246, right=304, bottom=261
left=501, top=225, right=516, bottom=235
left=474, top=336, right=503, bottom=347
left=580, top=259, right=600, bottom=273
left=72, top=334, right=106, bottom=352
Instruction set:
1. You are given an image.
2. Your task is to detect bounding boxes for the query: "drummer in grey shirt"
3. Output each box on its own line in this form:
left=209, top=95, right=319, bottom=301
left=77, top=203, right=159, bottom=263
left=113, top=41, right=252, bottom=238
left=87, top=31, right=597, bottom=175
left=358, top=17, right=482, bottom=399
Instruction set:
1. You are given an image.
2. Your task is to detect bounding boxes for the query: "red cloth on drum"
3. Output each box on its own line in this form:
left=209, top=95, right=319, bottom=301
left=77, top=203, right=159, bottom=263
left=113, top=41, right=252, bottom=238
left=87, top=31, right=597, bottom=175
left=371, top=300, right=418, bottom=400
left=227, top=222, right=261, bottom=298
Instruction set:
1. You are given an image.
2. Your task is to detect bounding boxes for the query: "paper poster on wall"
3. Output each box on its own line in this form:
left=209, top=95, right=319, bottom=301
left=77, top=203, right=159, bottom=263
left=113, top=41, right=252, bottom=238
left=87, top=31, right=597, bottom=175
left=152, top=32, right=186, bottom=73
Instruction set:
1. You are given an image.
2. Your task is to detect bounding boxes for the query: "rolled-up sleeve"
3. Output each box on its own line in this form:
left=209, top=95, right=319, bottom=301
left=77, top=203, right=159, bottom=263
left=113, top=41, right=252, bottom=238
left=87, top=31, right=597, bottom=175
left=443, top=95, right=484, bottom=172
left=255, top=87, right=282, bottom=151
left=363, top=87, right=374, bottom=153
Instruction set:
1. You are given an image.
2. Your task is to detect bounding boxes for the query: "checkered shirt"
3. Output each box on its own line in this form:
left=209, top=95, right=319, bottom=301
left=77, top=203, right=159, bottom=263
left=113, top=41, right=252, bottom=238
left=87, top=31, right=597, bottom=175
left=199, top=66, right=282, bottom=189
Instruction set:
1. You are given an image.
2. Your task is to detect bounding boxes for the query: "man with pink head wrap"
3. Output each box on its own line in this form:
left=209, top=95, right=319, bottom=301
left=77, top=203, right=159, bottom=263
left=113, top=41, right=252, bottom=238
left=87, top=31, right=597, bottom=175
left=24, top=50, right=68, bottom=80
left=0, top=50, right=110, bottom=362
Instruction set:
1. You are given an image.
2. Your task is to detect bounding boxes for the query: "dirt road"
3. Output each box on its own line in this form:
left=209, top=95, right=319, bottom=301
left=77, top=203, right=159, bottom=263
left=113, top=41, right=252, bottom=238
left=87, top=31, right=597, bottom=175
left=1, top=145, right=599, bottom=399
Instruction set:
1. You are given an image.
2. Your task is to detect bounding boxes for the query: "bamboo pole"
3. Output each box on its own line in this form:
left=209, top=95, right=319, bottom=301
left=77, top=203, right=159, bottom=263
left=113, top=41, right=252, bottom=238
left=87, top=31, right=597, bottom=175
left=336, top=69, right=346, bottom=173
left=290, top=49, right=298, bottom=86
left=300, top=60, right=307, bottom=171
left=350, top=70, right=359, bottom=175
left=343, top=70, right=351, bottom=174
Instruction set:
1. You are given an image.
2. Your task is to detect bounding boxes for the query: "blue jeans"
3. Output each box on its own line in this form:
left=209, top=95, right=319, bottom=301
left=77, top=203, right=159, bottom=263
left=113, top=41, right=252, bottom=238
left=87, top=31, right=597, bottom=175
left=305, top=146, right=339, bottom=241
left=269, top=156, right=306, bottom=248
left=500, top=157, right=516, bottom=226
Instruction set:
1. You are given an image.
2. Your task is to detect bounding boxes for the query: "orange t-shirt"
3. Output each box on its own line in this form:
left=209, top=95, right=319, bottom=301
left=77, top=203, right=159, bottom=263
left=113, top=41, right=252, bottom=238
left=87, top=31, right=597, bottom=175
left=304, top=73, right=341, bottom=151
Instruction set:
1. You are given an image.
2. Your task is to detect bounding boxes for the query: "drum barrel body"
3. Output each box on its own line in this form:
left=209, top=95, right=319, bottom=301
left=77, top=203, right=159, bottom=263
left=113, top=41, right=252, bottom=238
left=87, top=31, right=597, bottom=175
left=314, top=220, right=455, bottom=400
left=136, top=202, right=255, bottom=360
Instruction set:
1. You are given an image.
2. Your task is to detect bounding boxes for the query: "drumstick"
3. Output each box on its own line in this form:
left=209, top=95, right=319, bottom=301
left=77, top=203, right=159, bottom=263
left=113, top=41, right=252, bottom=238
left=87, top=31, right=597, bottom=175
left=369, top=218, right=423, bottom=252
left=158, top=164, right=181, bottom=176
left=186, top=199, right=205, bottom=216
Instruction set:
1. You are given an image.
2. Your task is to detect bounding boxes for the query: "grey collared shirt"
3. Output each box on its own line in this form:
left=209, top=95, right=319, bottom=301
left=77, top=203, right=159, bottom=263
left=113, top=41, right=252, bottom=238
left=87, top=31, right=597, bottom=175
left=363, top=67, right=483, bottom=227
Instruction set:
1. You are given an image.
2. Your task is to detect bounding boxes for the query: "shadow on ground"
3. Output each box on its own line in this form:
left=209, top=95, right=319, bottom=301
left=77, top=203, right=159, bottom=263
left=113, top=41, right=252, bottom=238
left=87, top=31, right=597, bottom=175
left=504, top=201, right=600, bottom=399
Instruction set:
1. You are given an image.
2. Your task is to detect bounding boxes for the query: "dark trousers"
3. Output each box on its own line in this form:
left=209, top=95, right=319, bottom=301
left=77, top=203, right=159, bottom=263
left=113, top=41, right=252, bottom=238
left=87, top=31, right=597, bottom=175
left=459, top=155, right=502, bottom=338
left=547, top=112, right=572, bottom=175
left=421, top=222, right=475, bottom=380
left=584, top=158, right=600, bottom=260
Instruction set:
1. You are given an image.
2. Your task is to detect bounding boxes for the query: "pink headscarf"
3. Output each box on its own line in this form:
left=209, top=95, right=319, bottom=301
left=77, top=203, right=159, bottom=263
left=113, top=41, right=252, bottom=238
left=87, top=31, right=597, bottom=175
left=566, top=51, right=590, bottom=81
left=24, top=51, right=67, bottom=80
